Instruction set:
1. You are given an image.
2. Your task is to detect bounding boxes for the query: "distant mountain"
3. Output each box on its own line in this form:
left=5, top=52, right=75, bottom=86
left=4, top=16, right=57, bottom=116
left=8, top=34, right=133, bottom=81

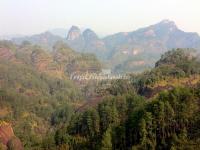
left=104, top=20, right=200, bottom=54
left=48, top=28, right=68, bottom=38
left=11, top=20, right=200, bottom=73
left=66, top=26, right=108, bottom=59
left=0, top=34, right=24, bottom=40
left=12, top=31, right=64, bottom=50
left=65, top=20, right=200, bottom=73
left=66, top=26, right=85, bottom=52
left=48, top=27, right=88, bottom=38
left=103, top=20, right=200, bottom=72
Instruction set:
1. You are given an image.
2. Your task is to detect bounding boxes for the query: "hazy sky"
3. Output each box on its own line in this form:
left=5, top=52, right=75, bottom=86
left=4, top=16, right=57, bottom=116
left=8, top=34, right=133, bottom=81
left=0, top=0, right=200, bottom=36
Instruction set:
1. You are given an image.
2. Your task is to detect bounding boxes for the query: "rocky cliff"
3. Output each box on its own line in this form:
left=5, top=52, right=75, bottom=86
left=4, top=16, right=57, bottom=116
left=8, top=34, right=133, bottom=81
left=0, top=121, right=23, bottom=150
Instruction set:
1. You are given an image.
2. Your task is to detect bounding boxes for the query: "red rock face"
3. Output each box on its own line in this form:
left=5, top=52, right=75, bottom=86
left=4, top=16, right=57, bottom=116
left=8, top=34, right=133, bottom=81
left=0, top=48, right=15, bottom=61
left=67, top=26, right=82, bottom=41
left=0, top=122, right=23, bottom=150
left=0, top=122, right=14, bottom=145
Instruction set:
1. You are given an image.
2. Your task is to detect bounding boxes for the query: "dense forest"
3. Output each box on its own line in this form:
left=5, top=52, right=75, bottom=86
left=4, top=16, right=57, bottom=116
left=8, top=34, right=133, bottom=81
left=0, top=41, right=200, bottom=150
left=51, top=48, right=200, bottom=150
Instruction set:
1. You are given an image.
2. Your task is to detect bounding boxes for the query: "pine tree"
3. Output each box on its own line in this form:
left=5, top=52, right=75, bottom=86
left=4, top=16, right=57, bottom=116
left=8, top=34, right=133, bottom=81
left=101, top=127, right=112, bottom=150
left=139, top=118, right=147, bottom=148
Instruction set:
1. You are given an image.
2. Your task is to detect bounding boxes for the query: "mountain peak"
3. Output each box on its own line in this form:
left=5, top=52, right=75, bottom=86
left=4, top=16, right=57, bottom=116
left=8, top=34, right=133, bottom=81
left=70, top=25, right=80, bottom=31
left=157, top=19, right=177, bottom=29
left=160, top=19, right=175, bottom=24
left=83, top=29, right=94, bottom=34
left=147, top=19, right=178, bottom=34
left=67, top=26, right=81, bottom=41
left=83, top=29, right=98, bottom=41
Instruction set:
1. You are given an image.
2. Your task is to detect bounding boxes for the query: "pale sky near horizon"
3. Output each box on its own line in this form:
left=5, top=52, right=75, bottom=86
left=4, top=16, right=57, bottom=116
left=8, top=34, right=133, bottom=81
left=0, top=0, right=200, bottom=36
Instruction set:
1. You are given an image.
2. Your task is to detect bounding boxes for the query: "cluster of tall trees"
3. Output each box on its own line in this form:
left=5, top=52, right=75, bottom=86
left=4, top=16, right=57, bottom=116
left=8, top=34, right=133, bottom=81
left=53, top=86, right=200, bottom=150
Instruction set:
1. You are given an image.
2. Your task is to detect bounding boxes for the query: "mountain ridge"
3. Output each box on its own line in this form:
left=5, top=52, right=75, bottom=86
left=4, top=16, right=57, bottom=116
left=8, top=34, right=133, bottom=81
left=11, top=20, right=200, bottom=73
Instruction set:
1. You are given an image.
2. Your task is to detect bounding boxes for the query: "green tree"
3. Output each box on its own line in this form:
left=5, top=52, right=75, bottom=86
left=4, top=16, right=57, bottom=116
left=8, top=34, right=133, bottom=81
left=101, top=127, right=112, bottom=150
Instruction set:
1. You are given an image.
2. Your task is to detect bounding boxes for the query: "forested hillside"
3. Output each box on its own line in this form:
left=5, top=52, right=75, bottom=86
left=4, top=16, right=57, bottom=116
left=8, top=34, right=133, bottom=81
left=52, top=48, right=200, bottom=150
left=0, top=40, right=101, bottom=149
